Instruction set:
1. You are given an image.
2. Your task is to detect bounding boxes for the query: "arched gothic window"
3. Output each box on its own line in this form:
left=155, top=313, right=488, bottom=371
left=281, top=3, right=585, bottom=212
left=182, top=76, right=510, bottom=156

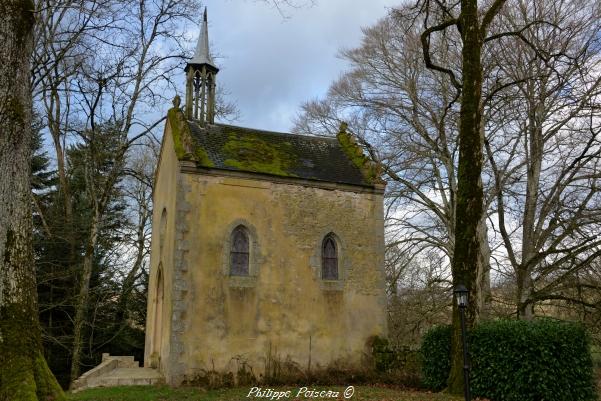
left=230, top=226, right=249, bottom=276
left=159, top=209, right=167, bottom=254
left=153, top=265, right=164, bottom=358
left=322, top=235, right=338, bottom=280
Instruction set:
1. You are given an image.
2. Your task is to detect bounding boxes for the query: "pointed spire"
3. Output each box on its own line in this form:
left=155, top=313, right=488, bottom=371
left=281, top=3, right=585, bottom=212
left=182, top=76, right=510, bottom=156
left=189, top=7, right=217, bottom=70
left=185, top=7, right=218, bottom=123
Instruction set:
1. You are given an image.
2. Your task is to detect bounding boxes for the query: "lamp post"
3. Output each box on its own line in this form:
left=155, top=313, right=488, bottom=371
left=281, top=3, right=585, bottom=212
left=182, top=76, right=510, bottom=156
left=454, top=284, right=471, bottom=401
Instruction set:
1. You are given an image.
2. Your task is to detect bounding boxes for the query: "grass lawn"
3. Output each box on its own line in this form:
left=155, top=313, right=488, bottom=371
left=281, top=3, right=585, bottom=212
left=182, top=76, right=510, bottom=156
left=67, top=385, right=462, bottom=401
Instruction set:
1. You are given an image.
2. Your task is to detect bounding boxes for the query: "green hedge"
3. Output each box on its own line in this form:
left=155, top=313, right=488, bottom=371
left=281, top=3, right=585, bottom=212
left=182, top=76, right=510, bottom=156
left=420, top=320, right=597, bottom=401
left=420, top=325, right=452, bottom=391
left=470, top=319, right=596, bottom=401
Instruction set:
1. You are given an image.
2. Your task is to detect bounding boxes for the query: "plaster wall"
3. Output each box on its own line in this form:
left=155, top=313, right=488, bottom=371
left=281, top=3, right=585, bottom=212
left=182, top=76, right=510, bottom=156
left=144, top=123, right=179, bottom=377
left=168, top=171, right=387, bottom=383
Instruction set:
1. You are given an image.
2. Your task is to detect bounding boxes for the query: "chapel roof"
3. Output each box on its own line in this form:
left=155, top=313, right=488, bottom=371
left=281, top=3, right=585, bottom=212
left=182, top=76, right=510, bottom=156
left=184, top=119, right=381, bottom=188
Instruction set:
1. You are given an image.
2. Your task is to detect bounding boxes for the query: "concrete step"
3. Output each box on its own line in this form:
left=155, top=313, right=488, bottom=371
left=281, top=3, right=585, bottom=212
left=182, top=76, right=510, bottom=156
left=72, top=354, right=165, bottom=391
left=87, top=367, right=164, bottom=388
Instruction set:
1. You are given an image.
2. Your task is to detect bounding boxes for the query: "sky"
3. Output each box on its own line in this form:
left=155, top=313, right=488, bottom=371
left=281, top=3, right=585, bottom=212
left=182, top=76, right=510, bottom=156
left=194, top=0, right=400, bottom=132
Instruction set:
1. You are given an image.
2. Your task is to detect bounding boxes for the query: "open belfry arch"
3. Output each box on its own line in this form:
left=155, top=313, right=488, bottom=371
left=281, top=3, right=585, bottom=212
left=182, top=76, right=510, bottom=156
left=144, top=8, right=388, bottom=386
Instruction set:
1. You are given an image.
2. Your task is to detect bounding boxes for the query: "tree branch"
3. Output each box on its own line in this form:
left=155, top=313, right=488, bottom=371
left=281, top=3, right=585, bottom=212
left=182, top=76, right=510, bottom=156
left=420, top=18, right=462, bottom=90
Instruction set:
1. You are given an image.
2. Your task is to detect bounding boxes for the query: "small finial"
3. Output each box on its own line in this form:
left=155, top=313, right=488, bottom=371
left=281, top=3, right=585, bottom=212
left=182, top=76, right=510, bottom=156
left=172, top=95, right=181, bottom=109
left=204, top=7, right=207, bottom=22
left=339, top=121, right=348, bottom=133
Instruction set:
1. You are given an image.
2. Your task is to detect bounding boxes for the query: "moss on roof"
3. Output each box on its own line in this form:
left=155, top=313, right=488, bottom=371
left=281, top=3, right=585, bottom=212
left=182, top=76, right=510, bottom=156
left=222, top=132, right=298, bottom=177
left=167, top=107, right=214, bottom=167
left=169, top=117, right=382, bottom=188
left=336, top=122, right=382, bottom=184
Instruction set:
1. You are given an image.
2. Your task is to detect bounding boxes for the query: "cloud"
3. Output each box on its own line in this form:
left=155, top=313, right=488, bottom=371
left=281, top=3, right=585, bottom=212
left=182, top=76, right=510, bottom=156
left=194, top=0, right=399, bottom=132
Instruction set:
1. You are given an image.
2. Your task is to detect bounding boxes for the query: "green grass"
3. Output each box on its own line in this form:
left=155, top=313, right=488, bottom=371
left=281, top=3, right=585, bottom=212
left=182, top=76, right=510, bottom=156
left=67, top=385, right=462, bottom=401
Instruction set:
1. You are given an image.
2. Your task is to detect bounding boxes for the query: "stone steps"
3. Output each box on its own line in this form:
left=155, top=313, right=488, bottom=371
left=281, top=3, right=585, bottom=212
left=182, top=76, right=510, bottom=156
left=86, top=367, right=164, bottom=388
left=71, top=354, right=164, bottom=392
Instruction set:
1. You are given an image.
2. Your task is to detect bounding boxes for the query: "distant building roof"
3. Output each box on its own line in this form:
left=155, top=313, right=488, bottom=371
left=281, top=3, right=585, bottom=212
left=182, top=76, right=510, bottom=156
left=186, top=120, right=377, bottom=188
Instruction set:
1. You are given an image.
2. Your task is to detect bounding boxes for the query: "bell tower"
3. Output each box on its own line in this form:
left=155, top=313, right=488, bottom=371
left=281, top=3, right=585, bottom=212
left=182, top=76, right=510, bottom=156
left=185, top=8, right=218, bottom=124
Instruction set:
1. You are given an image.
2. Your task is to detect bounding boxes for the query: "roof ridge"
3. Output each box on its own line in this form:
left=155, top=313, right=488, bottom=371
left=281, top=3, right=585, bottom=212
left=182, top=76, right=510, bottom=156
left=201, top=122, right=338, bottom=141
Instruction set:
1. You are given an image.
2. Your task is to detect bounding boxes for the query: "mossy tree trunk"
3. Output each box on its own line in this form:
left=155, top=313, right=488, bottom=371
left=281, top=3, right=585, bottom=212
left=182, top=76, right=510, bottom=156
left=446, top=0, right=484, bottom=394
left=0, top=1, right=65, bottom=400
left=446, top=0, right=507, bottom=394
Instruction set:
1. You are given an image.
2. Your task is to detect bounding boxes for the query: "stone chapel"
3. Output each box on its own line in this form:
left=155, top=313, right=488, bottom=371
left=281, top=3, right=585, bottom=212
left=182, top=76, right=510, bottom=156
left=144, top=9, right=388, bottom=385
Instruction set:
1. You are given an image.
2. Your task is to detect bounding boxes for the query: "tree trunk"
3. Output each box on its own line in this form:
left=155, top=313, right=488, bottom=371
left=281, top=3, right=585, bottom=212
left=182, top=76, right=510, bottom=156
left=0, top=1, right=65, bottom=399
left=447, top=0, right=485, bottom=394
left=69, top=149, right=126, bottom=384
left=46, top=84, right=76, bottom=264
left=517, top=271, right=535, bottom=320
left=69, top=215, right=98, bottom=385
left=475, top=215, right=492, bottom=321
left=517, top=86, right=543, bottom=321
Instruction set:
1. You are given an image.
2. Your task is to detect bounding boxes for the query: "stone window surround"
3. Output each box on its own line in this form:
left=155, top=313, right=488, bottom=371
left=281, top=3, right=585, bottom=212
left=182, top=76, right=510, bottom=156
left=314, top=231, right=345, bottom=291
left=230, top=225, right=250, bottom=276
left=321, top=234, right=338, bottom=280
left=221, top=220, right=346, bottom=291
left=222, top=218, right=261, bottom=288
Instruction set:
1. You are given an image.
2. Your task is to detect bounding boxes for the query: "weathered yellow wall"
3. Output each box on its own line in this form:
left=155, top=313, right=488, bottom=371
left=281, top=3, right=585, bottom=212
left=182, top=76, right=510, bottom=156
left=144, top=122, right=179, bottom=376
left=172, top=171, right=387, bottom=382
left=146, top=116, right=388, bottom=385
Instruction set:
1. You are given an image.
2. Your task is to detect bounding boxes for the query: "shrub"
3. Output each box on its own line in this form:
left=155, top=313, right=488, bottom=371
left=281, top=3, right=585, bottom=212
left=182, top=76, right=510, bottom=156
left=370, top=336, right=423, bottom=388
left=420, top=319, right=598, bottom=401
left=420, top=325, right=452, bottom=391
left=372, top=336, right=395, bottom=372
left=470, top=319, right=597, bottom=401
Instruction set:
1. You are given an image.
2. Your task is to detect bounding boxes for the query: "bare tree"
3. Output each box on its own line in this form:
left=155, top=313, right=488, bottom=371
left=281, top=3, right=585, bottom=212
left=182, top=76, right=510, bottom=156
left=297, top=0, right=598, bottom=393
left=31, top=0, right=243, bottom=385
left=484, top=0, right=601, bottom=319
left=260, top=0, right=315, bottom=17
left=115, top=139, right=156, bottom=326
left=29, top=0, right=208, bottom=384
left=32, top=0, right=118, bottom=268
left=293, top=10, right=493, bottom=332
left=404, top=0, right=585, bottom=391
left=76, top=139, right=156, bottom=365
left=67, top=0, right=201, bottom=382
left=386, top=247, right=452, bottom=347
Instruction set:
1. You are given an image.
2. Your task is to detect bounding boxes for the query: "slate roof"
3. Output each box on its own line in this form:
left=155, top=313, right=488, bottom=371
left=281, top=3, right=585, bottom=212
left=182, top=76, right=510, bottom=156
left=187, top=121, right=373, bottom=187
